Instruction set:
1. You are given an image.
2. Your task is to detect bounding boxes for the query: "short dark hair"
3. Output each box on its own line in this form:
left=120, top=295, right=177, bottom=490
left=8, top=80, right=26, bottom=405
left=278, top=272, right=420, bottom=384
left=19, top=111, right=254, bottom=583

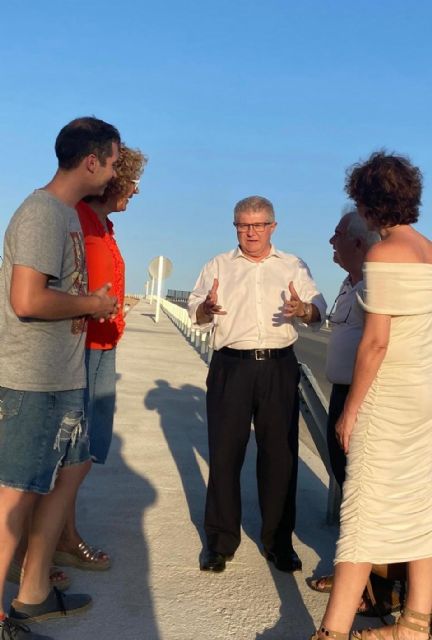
left=345, top=151, right=422, bottom=226
left=55, top=117, right=121, bottom=170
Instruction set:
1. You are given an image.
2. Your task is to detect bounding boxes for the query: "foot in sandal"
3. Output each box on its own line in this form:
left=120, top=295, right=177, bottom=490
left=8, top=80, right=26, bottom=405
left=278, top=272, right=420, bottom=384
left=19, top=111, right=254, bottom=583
left=306, top=574, right=403, bottom=617
left=352, top=606, right=431, bottom=640
left=54, top=539, right=111, bottom=571
left=6, top=560, right=71, bottom=591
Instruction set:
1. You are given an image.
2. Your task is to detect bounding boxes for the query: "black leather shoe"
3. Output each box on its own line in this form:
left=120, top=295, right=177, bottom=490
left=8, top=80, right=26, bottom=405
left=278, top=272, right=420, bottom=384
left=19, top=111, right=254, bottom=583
left=200, top=549, right=233, bottom=572
left=264, top=548, right=302, bottom=573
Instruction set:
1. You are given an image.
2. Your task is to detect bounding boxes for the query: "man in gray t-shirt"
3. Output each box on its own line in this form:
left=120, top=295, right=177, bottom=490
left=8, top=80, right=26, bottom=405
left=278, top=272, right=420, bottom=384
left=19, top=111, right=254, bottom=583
left=0, top=117, right=121, bottom=639
left=0, top=190, right=88, bottom=391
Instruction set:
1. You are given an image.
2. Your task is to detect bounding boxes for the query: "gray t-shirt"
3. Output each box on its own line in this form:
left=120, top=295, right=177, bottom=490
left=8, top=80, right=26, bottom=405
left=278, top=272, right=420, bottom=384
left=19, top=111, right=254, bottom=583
left=0, top=190, right=88, bottom=391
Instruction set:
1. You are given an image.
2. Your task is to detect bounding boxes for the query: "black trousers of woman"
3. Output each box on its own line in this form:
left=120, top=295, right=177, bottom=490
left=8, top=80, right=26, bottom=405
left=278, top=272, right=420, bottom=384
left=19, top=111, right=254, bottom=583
left=204, top=348, right=300, bottom=557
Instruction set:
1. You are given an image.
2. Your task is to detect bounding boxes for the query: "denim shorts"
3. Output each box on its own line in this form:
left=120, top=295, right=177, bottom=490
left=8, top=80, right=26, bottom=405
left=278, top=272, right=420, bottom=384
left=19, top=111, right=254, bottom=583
left=0, top=386, right=90, bottom=494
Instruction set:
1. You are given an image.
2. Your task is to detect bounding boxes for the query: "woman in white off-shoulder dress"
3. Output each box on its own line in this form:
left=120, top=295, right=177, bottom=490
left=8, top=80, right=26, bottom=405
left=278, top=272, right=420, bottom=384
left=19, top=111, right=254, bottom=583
left=312, top=152, right=432, bottom=640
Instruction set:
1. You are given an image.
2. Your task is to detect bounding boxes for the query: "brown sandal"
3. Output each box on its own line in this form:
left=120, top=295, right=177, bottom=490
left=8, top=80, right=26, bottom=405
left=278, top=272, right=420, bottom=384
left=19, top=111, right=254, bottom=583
left=307, top=574, right=334, bottom=593
left=358, top=577, right=404, bottom=620
left=353, top=606, right=432, bottom=640
left=6, top=559, right=71, bottom=591
left=306, top=574, right=403, bottom=618
left=53, top=540, right=111, bottom=571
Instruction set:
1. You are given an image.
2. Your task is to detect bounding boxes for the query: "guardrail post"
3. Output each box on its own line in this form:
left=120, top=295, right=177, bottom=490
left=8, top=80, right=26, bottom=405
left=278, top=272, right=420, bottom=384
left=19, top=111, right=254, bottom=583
left=206, top=345, right=214, bottom=364
left=194, top=329, right=201, bottom=349
left=200, top=332, right=208, bottom=356
left=298, top=363, right=341, bottom=524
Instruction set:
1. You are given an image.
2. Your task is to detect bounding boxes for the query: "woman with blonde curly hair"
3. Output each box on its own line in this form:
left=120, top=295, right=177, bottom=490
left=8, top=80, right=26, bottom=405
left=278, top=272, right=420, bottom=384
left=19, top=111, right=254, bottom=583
left=53, top=144, right=147, bottom=571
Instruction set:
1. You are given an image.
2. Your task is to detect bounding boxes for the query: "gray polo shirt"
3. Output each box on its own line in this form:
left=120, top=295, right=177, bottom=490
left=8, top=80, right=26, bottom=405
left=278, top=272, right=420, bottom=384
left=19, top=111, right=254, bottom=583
left=325, top=278, right=364, bottom=385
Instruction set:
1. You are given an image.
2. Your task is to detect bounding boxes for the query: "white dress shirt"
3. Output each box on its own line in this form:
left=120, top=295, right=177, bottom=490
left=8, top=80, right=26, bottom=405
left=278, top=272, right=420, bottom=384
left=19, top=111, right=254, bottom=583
left=325, top=277, right=364, bottom=385
left=188, top=245, right=327, bottom=351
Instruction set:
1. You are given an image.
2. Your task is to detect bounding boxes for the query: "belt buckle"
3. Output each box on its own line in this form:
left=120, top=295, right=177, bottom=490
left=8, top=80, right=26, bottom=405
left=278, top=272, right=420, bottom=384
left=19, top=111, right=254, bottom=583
left=254, top=349, right=267, bottom=361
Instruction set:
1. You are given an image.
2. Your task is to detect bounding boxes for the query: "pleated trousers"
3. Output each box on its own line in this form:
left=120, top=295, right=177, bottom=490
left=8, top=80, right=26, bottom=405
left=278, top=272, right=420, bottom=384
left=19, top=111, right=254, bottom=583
left=204, top=347, right=300, bottom=556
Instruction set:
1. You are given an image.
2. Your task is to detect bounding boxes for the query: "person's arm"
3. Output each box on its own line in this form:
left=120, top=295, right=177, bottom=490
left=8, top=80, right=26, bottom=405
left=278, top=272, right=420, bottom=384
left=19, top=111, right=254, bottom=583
left=282, top=281, right=322, bottom=324
left=281, top=257, right=327, bottom=325
left=10, top=265, right=117, bottom=321
left=336, top=310, right=390, bottom=454
left=195, top=278, right=226, bottom=325
left=188, top=259, right=226, bottom=328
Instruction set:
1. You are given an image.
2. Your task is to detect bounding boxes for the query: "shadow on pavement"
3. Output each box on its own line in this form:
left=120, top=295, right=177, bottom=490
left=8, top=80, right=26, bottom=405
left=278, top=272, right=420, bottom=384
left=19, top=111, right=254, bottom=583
left=144, top=379, right=208, bottom=547
left=144, top=378, right=337, bottom=638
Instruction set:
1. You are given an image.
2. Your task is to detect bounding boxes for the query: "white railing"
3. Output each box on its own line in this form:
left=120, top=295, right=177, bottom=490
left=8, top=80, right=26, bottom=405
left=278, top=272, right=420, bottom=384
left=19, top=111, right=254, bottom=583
left=160, top=298, right=214, bottom=363
left=159, top=297, right=341, bottom=523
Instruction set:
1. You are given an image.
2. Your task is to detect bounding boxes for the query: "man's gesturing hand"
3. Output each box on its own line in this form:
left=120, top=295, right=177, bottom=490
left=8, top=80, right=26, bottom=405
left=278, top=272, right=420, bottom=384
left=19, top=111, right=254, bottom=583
left=200, top=278, right=227, bottom=319
left=282, top=281, right=307, bottom=318
left=90, top=283, right=119, bottom=322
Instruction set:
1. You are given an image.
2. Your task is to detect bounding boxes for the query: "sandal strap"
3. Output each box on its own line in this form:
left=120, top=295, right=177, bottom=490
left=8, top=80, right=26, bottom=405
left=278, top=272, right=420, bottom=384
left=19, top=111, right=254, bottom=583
left=77, top=541, right=106, bottom=562
left=314, top=626, right=349, bottom=640
left=398, top=618, right=430, bottom=634
left=402, top=606, right=432, bottom=623
left=398, top=606, right=432, bottom=635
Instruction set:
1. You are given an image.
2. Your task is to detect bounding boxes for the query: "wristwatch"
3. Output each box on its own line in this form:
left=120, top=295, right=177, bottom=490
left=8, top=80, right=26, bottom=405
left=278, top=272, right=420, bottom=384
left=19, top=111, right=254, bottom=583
left=300, top=302, right=312, bottom=322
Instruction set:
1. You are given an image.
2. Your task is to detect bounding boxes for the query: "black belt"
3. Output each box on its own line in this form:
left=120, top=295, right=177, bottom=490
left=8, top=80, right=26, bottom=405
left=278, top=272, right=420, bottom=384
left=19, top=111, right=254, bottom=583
left=219, top=346, right=293, bottom=361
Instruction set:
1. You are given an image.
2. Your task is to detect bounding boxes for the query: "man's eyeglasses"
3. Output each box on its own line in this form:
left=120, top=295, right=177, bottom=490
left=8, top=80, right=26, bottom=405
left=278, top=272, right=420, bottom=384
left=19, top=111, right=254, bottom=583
left=327, top=291, right=352, bottom=325
left=130, top=179, right=140, bottom=194
left=233, top=222, right=273, bottom=233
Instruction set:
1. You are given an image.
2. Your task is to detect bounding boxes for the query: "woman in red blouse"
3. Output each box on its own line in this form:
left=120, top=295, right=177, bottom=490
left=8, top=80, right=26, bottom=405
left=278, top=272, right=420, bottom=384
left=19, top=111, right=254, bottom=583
left=54, top=145, right=147, bottom=570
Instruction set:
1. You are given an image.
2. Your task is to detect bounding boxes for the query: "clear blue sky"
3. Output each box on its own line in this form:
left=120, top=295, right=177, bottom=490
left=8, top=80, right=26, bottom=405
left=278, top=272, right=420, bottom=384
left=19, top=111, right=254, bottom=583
left=1, top=0, right=431, bottom=305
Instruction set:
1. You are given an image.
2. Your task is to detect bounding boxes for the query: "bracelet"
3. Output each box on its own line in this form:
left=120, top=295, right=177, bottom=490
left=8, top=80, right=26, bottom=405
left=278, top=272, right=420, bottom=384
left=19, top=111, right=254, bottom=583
left=300, top=302, right=312, bottom=323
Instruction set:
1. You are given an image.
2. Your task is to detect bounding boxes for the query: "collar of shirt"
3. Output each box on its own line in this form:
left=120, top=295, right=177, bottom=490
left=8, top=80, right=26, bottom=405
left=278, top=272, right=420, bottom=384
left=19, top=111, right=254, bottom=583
left=232, top=244, right=281, bottom=262
left=340, top=275, right=364, bottom=294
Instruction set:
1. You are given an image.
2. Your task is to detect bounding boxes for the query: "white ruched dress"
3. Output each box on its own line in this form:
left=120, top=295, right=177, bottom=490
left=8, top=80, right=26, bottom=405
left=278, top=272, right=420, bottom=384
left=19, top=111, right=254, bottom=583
left=335, top=262, right=432, bottom=564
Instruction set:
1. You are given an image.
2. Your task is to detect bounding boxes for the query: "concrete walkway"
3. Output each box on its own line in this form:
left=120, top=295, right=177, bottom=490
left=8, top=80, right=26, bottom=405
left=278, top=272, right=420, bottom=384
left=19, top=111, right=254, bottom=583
left=8, top=301, right=343, bottom=640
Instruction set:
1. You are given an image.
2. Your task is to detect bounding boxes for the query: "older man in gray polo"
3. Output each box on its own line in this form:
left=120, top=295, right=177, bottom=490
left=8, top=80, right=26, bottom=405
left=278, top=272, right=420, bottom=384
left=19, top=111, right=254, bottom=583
left=308, top=210, right=402, bottom=617
left=325, top=209, right=380, bottom=488
left=189, top=195, right=326, bottom=574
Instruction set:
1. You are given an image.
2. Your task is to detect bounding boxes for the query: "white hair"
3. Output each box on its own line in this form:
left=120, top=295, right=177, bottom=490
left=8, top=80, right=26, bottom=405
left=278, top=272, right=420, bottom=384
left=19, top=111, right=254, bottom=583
left=342, top=206, right=380, bottom=248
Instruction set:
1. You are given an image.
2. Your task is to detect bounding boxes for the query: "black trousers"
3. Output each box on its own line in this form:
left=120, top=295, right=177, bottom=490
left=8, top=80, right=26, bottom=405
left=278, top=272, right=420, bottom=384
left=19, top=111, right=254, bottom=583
left=327, top=383, right=350, bottom=489
left=205, top=348, right=300, bottom=556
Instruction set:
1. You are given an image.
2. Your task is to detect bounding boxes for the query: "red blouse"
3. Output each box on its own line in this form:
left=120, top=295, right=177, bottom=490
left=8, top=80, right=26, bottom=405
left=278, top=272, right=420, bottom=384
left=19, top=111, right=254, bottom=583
left=77, top=201, right=125, bottom=350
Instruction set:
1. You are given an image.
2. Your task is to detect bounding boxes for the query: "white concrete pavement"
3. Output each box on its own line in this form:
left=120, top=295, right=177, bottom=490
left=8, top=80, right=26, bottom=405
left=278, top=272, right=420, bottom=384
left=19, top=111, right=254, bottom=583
left=7, top=300, right=343, bottom=640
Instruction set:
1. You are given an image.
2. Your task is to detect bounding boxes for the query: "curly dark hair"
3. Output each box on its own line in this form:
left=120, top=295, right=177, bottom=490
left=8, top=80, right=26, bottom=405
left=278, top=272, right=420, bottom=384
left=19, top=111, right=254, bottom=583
left=345, top=151, right=422, bottom=226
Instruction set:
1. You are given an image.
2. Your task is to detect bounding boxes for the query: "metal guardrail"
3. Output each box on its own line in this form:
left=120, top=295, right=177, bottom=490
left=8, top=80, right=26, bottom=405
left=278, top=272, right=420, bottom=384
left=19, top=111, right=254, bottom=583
left=298, top=364, right=341, bottom=524
left=166, top=289, right=191, bottom=304
left=159, top=297, right=341, bottom=524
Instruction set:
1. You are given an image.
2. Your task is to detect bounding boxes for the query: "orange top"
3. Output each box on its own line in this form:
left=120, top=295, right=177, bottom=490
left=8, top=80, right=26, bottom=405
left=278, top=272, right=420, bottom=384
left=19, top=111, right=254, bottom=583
left=77, top=201, right=125, bottom=350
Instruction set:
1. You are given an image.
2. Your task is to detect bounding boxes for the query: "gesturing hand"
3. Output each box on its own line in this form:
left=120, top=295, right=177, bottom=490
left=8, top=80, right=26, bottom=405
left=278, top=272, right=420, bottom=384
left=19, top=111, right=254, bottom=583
left=202, top=278, right=227, bottom=317
left=282, top=281, right=307, bottom=318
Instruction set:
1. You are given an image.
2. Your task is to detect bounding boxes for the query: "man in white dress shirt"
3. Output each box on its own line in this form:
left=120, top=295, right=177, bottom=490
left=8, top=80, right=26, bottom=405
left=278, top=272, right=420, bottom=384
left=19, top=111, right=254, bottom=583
left=188, top=195, right=326, bottom=573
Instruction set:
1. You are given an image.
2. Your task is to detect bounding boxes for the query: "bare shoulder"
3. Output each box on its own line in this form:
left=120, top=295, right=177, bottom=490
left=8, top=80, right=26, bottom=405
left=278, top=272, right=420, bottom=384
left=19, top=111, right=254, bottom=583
left=366, top=230, right=432, bottom=264
left=365, top=241, right=395, bottom=262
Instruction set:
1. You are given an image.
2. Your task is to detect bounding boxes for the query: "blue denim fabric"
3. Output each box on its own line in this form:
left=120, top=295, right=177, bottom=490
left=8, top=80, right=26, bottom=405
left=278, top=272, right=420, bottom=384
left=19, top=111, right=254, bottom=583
left=0, top=387, right=90, bottom=494
left=85, top=347, right=116, bottom=464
